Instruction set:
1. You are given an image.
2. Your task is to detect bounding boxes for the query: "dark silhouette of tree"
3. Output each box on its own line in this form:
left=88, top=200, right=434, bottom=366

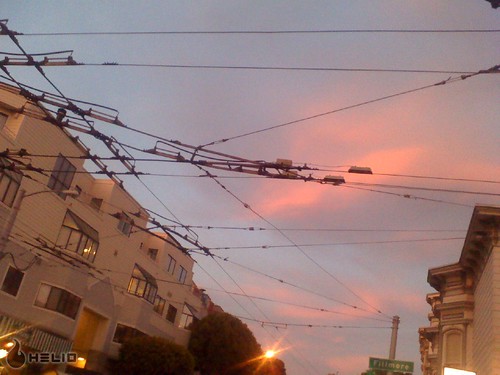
left=189, top=312, right=263, bottom=375
left=256, top=358, right=287, bottom=375
left=114, top=336, right=194, bottom=375
left=485, top=0, right=499, bottom=8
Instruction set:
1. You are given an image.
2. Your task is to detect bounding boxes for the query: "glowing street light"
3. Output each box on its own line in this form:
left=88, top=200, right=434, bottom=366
left=264, top=350, right=276, bottom=359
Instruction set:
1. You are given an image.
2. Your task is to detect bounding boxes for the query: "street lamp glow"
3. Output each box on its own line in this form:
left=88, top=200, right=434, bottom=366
left=264, top=350, right=276, bottom=359
left=0, top=349, right=8, bottom=359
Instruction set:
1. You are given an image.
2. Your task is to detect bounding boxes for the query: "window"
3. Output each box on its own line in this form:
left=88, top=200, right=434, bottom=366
left=147, top=248, right=158, bottom=261
left=178, top=266, right=187, bottom=284
left=56, top=211, right=99, bottom=262
left=34, top=283, right=81, bottom=319
left=112, top=324, right=146, bottom=344
left=127, top=264, right=158, bottom=304
left=0, top=113, right=7, bottom=130
left=166, top=304, right=177, bottom=324
left=179, top=303, right=198, bottom=330
left=153, top=295, right=166, bottom=315
left=1, top=266, right=24, bottom=296
left=0, top=158, right=22, bottom=207
left=166, top=255, right=176, bottom=274
left=90, top=198, right=103, bottom=211
left=117, top=213, right=133, bottom=236
left=47, top=155, right=76, bottom=198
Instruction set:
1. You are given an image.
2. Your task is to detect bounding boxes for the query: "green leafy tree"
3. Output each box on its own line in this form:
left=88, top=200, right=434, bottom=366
left=189, top=312, right=262, bottom=375
left=114, top=336, right=194, bottom=375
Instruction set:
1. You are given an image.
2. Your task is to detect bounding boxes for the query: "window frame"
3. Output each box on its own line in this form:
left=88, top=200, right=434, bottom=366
left=56, top=211, right=99, bottom=262
left=179, top=303, right=198, bottom=330
left=117, top=213, right=133, bottom=236
left=0, top=112, right=7, bottom=130
left=0, top=158, right=22, bottom=208
left=147, top=248, right=158, bottom=261
left=166, top=304, right=177, bottom=324
left=47, top=154, right=76, bottom=199
left=166, top=254, right=176, bottom=275
left=0, top=266, right=24, bottom=297
left=112, top=323, right=146, bottom=344
left=127, top=264, right=158, bottom=304
left=34, top=283, right=81, bottom=319
left=153, top=295, right=166, bottom=315
left=178, top=265, right=187, bottom=284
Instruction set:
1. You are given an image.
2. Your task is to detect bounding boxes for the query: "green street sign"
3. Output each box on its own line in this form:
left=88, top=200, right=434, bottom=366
left=369, top=357, right=414, bottom=373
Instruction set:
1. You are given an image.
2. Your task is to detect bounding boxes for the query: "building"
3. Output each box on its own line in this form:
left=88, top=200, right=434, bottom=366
left=419, top=205, right=500, bottom=375
left=0, top=82, right=211, bottom=373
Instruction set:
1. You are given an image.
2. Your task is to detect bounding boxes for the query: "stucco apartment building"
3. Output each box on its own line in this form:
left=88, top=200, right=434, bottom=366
left=0, top=82, right=211, bottom=373
left=419, top=205, right=500, bottom=375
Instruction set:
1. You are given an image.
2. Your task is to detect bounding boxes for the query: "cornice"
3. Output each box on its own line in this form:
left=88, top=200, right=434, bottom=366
left=459, top=205, right=500, bottom=286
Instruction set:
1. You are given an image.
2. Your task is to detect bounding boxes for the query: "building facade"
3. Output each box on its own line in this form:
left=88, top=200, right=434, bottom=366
left=0, top=83, right=210, bottom=373
left=419, top=205, right=500, bottom=375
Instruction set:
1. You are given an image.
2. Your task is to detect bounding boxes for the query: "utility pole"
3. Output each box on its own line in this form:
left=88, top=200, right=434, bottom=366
left=387, top=315, right=400, bottom=375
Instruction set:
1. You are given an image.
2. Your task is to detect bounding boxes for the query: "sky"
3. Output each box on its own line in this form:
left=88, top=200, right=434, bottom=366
left=1, top=1, right=499, bottom=374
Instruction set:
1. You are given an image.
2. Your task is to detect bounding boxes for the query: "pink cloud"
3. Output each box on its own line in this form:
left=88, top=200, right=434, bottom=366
left=251, top=182, right=328, bottom=218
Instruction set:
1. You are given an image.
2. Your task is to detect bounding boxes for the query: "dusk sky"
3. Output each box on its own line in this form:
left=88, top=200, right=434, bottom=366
left=1, top=1, right=499, bottom=374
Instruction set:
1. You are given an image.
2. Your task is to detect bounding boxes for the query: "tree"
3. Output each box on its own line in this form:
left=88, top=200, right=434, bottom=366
left=189, top=312, right=262, bottom=375
left=114, top=336, right=195, bottom=375
left=256, top=358, right=287, bottom=375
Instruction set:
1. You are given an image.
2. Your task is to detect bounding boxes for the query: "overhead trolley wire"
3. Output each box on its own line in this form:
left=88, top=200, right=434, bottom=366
left=12, top=28, right=500, bottom=36
left=41, top=61, right=479, bottom=75
left=195, top=237, right=465, bottom=251
left=235, top=315, right=391, bottom=330
left=8, top=150, right=500, bottom=186
left=195, top=164, right=391, bottom=318
left=205, top=287, right=396, bottom=323
left=203, top=65, right=500, bottom=146
left=0, top=21, right=206, bottom=250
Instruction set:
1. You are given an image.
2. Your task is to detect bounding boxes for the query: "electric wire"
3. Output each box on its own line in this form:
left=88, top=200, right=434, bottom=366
left=202, top=65, right=499, bottom=146
left=44, top=61, right=478, bottom=75
left=345, top=181, right=500, bottom=196
left=0, top=22, right=204, bottom=251
left=3, top=63, right=497, bottom=199
left=9, top=151, right=500, bottom=186
left=10, top=162, right=497, bottom=198
left=207, top=255, right=392, bottom=318
left=205, top=287, right=393, bottom=323
left=234, top=315, right=391, bottom=329
left=13, top=28, right=500, bottom=36
left=341, top=185, right=474, bottom=208
left=193, top=237, right=465, bottom=251
left=168, top=225, right=466, bottom=233
left=0, top=22, right=401, bottom=371
left=195, top=164, right=390, bottom=318
left=1, top=72, right=496, bottom=208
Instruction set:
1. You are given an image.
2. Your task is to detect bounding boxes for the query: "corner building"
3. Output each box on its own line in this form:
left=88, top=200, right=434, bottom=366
left=0, top=83, right=210, bottom=373
left=419, top=205, right=500, bottom=375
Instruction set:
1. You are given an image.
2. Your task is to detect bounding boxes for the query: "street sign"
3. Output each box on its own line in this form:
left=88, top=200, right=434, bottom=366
left=369, top=357, right=414, bottom=373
